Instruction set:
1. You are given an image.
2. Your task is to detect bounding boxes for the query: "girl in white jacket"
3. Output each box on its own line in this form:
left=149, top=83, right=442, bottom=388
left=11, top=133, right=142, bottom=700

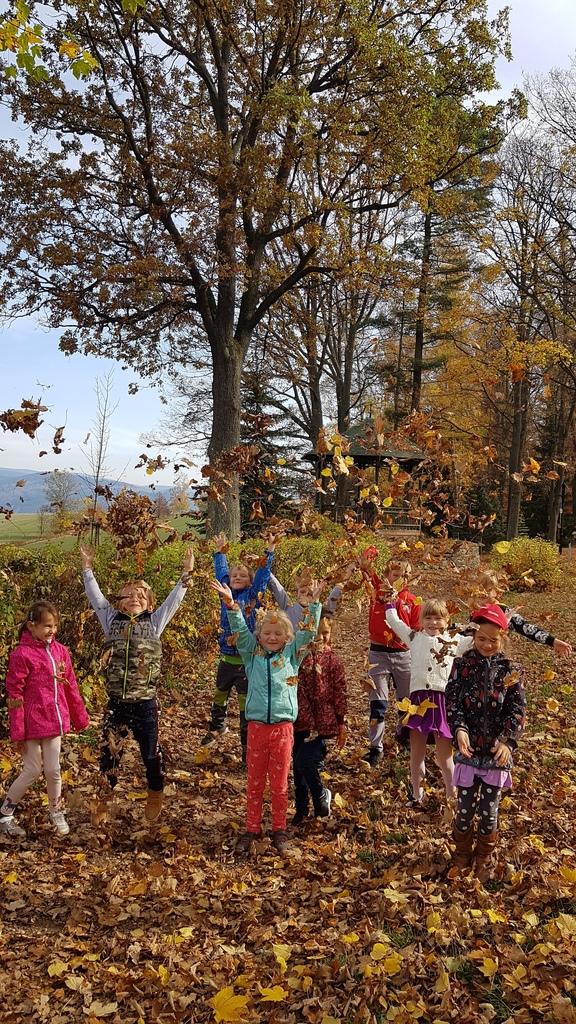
left=385, top=598, right=473, bottom=809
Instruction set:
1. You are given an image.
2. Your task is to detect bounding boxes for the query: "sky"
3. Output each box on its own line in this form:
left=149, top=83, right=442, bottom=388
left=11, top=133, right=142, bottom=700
left=1, top=0, right=576, bottom=488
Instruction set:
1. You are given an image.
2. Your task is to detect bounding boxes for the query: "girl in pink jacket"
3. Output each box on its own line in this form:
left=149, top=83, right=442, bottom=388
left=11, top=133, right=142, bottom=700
left=0, top=600, right=89, bottom=838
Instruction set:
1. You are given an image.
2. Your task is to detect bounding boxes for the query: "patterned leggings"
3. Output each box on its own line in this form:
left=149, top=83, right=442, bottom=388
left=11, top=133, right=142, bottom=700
left=455, top=777, right=503, bottom=835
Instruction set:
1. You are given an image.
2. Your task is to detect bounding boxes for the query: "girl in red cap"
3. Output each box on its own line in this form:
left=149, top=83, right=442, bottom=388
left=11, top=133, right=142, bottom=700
left=445, top=603, right=526, bottom=881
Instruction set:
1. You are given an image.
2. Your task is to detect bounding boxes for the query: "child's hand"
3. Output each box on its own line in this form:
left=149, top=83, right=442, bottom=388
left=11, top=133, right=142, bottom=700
left=336, top=724, right=347, bottom=749
left=213, top=532, right=228, bottom=553
left=211, top=579, right=235, bottom=608
left=491, top=739, right=511, bottom=766
left=309, top=578, right=324, bottom=602
left=182, top=547, right=195, bottom=573
left=456, top=729, right=473, bottom=758
left=79, top=544, right=93, bottom=569
left=263, top=530, right=277, bottom=551
left=553, top=638, right=572, bottom=658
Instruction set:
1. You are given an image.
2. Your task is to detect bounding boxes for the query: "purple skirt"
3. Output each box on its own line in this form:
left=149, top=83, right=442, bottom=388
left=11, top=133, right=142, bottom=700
left=453, top=763, right=512, bottom=789
left=404, top=690, right=451, bottom=739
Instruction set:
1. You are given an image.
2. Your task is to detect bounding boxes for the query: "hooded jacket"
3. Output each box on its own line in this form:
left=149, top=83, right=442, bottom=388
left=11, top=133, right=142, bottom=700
left=214, top=550, right=274, bottom=657
left=226, top=602, right=321, bottom=724
left=445, top=648, right=526, bottom=771
left=367, top=572, right=420, bottom=649
left=5, top=630, right=89, bottom=742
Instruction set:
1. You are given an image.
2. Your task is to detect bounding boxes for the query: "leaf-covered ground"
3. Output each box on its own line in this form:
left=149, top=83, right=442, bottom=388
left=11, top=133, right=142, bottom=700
left=1, top=581, right=576, bottom=1024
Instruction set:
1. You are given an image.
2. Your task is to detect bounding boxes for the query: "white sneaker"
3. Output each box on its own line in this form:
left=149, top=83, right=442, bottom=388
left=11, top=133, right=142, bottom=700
left=49, top=810, right=70, bottom=836
left=0, top=815, right=26, bottom=838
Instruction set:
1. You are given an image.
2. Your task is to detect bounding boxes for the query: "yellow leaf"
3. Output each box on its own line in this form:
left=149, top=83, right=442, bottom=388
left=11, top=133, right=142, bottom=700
left=523, top=912, right=539, bottom=927
left=545, top=698, right=560, bottom=713
left=333, top=792, right=346, bottom=809
left=382, top=951, right=404, bottom=976
left=158, top=965, right=169, bottom=986
left=0, top=758, right=12, bottom=773
left=486, top=909, right=508, bottom=924
left=210, top=987, right=250, bottom=1023
left=397, top=541, right=410, bottom=551
left=478, top=958, right=498, bottom=979
left=435, top=967, right=450, bottom=993
left=65, top=975, right=84, bottom=991
left=382, top=887, right=408, bottom=904
left=560, top=867, right=576, bottom=884
left=493, top=540, right=511, bottom=554
left=48, top=960, right=68, bottom=977
left=342, top=932, right=360, bottom=944
left=272, top=943, right=291, bottom=973
left=543, top=669, right=557, bottom=682
left=3, top=871, right=18, bottom=884
left=277, top=456, right=287, bottom=465
left=382, top=496, right=393, bottom=507
left=179, top=926, right=194, bottom=938
left=426, top=911, right=441, bottom=933
left=321, top=1016, right=341, bottom=1024
left=528, top=457, right=541, bottom=474
left=59, top=39, right=81, bottom=59
left=370, top=942, right=389, bottom=961
left=259, top=985, right=287, bottom=1002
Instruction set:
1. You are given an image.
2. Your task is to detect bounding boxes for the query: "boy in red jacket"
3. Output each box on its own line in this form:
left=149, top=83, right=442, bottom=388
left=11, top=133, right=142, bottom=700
left=292, top=618, right=347, bottom=824
left=360, top=553, right=420, bottom=766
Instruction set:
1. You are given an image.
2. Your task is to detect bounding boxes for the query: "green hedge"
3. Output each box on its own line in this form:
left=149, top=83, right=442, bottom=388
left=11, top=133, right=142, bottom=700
left=490, top=537, right=564, bottom=591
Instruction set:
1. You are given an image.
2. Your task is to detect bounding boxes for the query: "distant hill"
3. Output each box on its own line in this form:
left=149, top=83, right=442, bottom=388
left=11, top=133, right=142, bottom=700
left=0, top=467, right=173, bottom=513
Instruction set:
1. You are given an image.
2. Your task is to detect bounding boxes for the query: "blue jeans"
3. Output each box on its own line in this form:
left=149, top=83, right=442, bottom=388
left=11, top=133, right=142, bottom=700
left=100, top=696, right=164, bottom=791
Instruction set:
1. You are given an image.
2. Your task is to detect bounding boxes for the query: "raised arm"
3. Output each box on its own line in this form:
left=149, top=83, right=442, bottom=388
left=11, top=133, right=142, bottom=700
left=384, top=604, right=413, bottom=646
left=212, top=579, right=256, bottom=660
left=249, top=543, right=275, bottom=601
left=508, top=611, right=572, bottom=657
left=268, top=573, right=290, bottom=610
left=151, top=547, right=194, bottom=635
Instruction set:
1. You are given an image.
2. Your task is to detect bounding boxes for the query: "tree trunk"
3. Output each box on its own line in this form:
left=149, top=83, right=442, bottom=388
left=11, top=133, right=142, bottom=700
left=206, top=340, right=244, bottom=539
left=411, top=208, right=433, bottom=412
left=506, top=378, right=529, bottom=539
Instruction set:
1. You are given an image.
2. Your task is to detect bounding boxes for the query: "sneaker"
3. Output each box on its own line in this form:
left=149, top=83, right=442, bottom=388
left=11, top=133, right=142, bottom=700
left=271, top=830, right=289, bottom=855
left=362, top=748, right=382, bottom=767
left=316, top=788, right=332, bottom=818
left=49, top=810, right=70, bottom=836
left=406, top=795, right=426, bottom=811
left=145, top=789, right=164, bottom=823
left=201, top=727, right=228, bottom=746
left=0, top=815, right=26, bottom=838
left=236, top=831, right=261, bottom=854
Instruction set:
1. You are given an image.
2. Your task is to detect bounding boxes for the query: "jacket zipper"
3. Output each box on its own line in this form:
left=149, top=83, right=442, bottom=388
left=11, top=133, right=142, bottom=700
left=266, top=655, right=272, bottom=724
left=46, top=645, right=64, bottom=736
left=122, top=623, right=132, bottom=699
left=481, top=657, right=491, bottom=756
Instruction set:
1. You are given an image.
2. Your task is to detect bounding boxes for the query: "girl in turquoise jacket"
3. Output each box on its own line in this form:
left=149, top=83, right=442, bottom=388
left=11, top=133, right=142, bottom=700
left=212, top=578, right=322, bottom=856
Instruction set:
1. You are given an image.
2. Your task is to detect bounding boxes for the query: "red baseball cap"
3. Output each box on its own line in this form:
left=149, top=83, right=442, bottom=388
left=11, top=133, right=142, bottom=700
left=471, top=603, right=509, bottom=631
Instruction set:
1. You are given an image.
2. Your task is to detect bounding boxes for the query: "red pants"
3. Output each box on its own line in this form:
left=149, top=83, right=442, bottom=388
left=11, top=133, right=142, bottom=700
left=245, top=721, right=294, bottom=833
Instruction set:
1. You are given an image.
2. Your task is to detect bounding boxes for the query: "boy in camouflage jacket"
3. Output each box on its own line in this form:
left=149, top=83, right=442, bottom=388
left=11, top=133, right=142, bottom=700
left=80, top=545, right=194, bottom=824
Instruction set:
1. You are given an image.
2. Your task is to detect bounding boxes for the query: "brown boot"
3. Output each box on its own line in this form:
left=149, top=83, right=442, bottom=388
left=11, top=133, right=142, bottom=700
left=271, top=830, right=289, bottom=856
left=145, top=789, right=164, bottom=823
left=451, top=825, right=475, bottom=869
left=474, top=830, right=499, bottom=882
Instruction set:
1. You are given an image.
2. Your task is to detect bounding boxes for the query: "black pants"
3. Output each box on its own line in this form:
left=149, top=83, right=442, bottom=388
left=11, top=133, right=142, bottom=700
left=455, top=777, right=503, bottom=835
left=100, top=697, right=164, bottom=792
left=208, top=660, right=248, bottom=751
left=293, top=731, right=327, bottom=815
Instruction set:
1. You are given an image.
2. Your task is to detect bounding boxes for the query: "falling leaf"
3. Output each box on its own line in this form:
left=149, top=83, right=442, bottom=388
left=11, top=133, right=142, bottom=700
left=210, top=987, right=250, bottom=1023
left=493, top=541, right=511, bottom=555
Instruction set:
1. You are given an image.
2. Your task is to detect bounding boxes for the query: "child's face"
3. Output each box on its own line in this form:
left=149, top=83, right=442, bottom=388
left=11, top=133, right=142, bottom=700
left=421, top=613, right=448, bottom=637
left=230, top=564, right=251, bottom=590
left=28, top=613, right=58, bottom=643
left=259, top=620, right=289, bottom=652
left=296, top=585, right=314, bottom=607
left=474, top=622, right=503, bottom=657
left=314, top=623, right=332, bottom=651
left=117, top=585, right=150, bottom=616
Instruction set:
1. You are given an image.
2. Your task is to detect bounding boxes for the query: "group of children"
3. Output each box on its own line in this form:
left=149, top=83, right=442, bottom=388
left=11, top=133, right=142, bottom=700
left=0, top=537, right=571, bottom=878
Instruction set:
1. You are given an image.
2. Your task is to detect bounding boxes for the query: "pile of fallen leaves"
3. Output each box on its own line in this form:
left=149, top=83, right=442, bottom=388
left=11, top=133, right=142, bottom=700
left=1, top=566, right=576, bottom=1024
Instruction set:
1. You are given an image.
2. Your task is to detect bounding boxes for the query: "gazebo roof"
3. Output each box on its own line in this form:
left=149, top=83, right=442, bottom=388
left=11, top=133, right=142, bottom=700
left=303, top=422, right=425, bottom=465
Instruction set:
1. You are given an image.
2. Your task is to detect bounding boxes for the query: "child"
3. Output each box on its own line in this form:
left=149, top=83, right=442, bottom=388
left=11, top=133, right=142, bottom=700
left=202, top=532, right=275, bottom=759
left=446, top=603, right=526, bottom=880
left=0, top=601, right=89, bottom=838
left=211, top=577, right=322, bottom=856
left=359, top=552, right=420, bottom=766
left=385, top=597, right=474, bottom=809
left=80, top=544, right=194, bottom=824
left=472, top=570, right=572, bottom=657
left=292, top=617, right=347, bottom=824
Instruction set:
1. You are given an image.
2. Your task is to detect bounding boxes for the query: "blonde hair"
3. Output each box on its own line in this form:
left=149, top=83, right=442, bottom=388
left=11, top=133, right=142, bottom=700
left=477, top=569, right=507, bottom=592
left=386, top=559, right=412, bottom=579
left=317, top=616, right=332, bottom=637
left=117, top=580, right=155, bottom=611
left=231, top=562, right=255, bottom=582
left=420, top=598, right=449, bottom=623
left=255, top=608, right=294, bottom=642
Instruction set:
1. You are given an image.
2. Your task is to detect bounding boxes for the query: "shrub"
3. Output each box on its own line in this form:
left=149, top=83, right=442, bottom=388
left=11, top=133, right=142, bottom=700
left=490, top=537, right=564, bottom=591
